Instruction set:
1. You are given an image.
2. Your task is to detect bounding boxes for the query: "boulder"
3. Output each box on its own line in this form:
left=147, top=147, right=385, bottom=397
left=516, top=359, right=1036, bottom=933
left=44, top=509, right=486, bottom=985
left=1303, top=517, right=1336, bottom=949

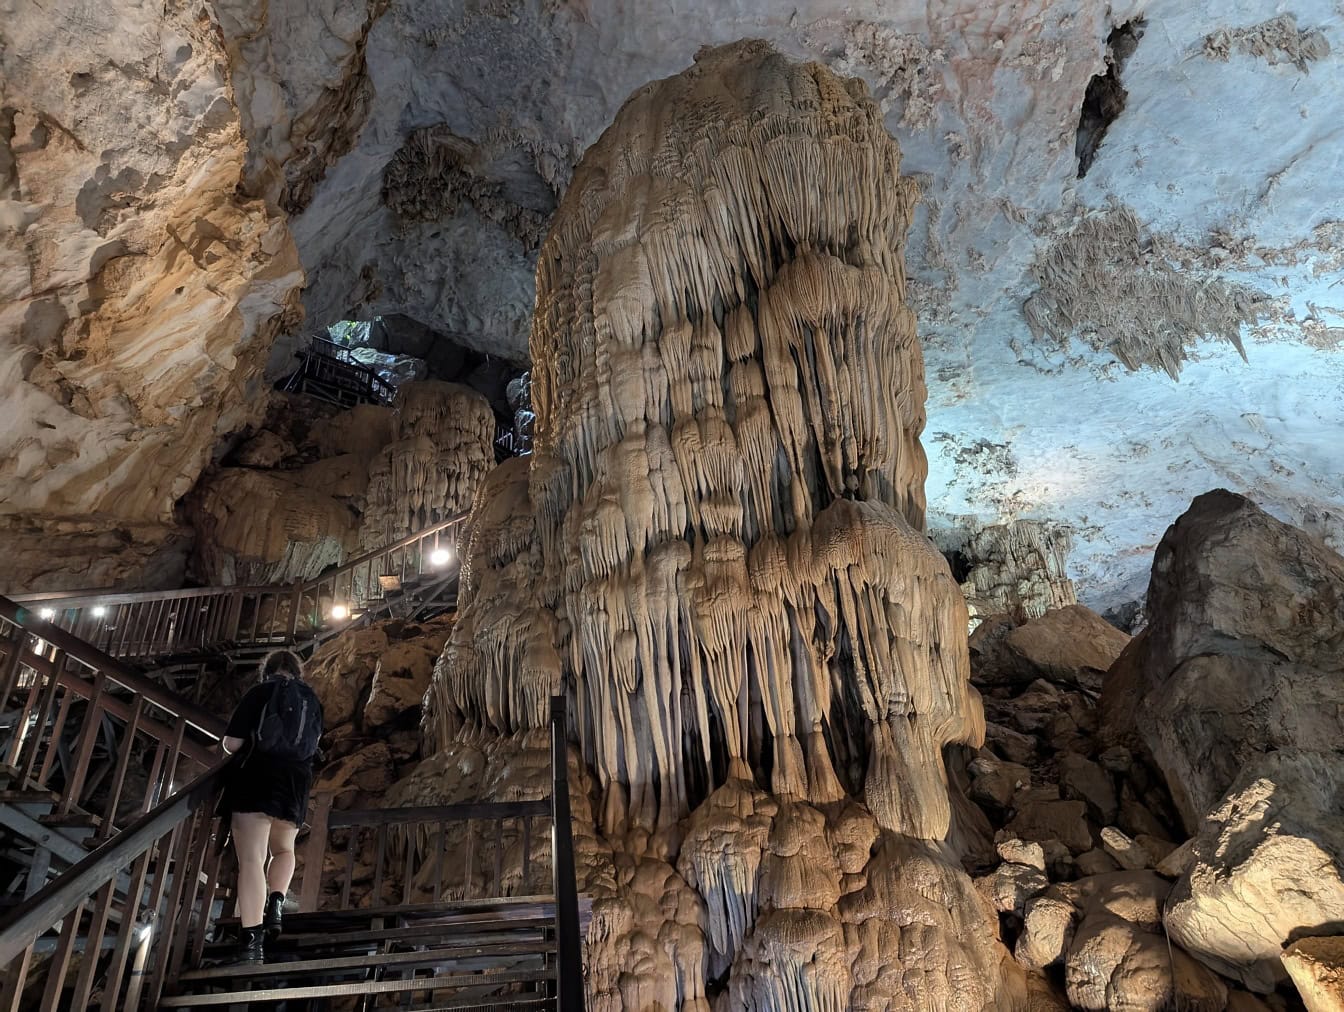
left=364, top=619, right=454, bottom=728
left=1063, top=870, right=1224, bottom=1012
left=1108, top=489, right=1344, bottom=831
left=1064, top=912, right=1186, bottom=1011
left=1099, top=826, right=1152, bottom=871
left=305, top=625, right=390, bottom=727
left=1282, top=937, right=1344, bottom=1012
left=1005, top=797, right=1092, bottom=855
left=969, top=754, right=1031, bottom=810
left=1017, top=888, right=1077, bottom=969
left=1059, top=753, right=1118, bottom=823
left=314, top=742, right=397, bottom=810
left=990, top=861, right=1050, bottom=916
left=996, top=838, right=1046, bottom=872
left=1164, top=749, right=1344, bottom=992
left=1004, top=605, right=1130, bottom=688
left=232, top=429, right=296, bottom=468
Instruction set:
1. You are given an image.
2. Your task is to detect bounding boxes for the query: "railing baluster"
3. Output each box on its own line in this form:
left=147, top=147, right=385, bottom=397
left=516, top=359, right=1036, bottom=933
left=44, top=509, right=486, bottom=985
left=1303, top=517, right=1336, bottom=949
left=189, top=821, right=228, bottom=968
left=522, top=815, right=532, bottom=893
left=101, top=840, right=156, bottom=1011
left=99, top=696, right=144, bottom=841
left=463, top=817, right=475, bottom=900
left=0, top=941, right=34, bottom=1012
left=341, top=829, right=357, bottom=908
left=434, top=820, right=446, bottom=903
left=0, top=627, right=28, bottom=708
left=143, top=820, right=189, bottom=1007
left=35, top=683, right=73, bottom=790
left=401, top=822, right=416, bottom=904
left=69, top=877, right=117, bottom=1010
left=19, top=651, right=63, bottom=785
left=5, top=655, right=45, bottom=768
left=37, top=896, right=84, bottom=1011
left=493, top=818, right=504, bottom=897
left=141, top=740, right=168, bottom=815
left=300, top=790, right=333, bottom=913
left=59, top=670, right=106, bottom=814
left=371, top=824, right=388, bottom=905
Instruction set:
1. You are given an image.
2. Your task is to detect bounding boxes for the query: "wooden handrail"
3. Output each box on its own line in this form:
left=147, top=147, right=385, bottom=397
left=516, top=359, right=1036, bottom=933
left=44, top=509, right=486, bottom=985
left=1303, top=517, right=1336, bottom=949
left=302, top=512, right=466, bottom=592
left=328, top=799, right=549, bottom=829
left=4, top=514, right=468, bottom=664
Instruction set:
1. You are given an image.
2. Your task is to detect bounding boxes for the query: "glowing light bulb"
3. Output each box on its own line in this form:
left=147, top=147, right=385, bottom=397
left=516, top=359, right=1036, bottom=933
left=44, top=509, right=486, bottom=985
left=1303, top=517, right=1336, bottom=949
left=38, top=608, right=54, bottom=620
left=329, top=604, right=349, bottom=621
left=91, top=606, right=107, bottom=618
left=429, top=548, right=452, bottom=567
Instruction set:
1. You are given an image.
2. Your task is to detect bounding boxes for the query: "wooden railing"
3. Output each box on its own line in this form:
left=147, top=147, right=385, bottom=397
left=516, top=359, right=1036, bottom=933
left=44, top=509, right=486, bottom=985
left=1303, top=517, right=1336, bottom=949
left=7, top=514, right=466, bottom=664
left=0, top=601, right=225, bottom=842
left=0, top=695, right=586, bottom=1010
left=0, top=758, right=232, bottom=1012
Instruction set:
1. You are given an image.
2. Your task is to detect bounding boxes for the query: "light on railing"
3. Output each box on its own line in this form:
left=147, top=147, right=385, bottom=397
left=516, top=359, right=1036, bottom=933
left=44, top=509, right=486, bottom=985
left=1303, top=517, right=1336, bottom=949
left=38, top=608, right=55, bottom=620
left=429, top=548, right=453, bottom=567
left=329, top=604, right=349, bottom=621
left=91, top=606, right=107, bottom=618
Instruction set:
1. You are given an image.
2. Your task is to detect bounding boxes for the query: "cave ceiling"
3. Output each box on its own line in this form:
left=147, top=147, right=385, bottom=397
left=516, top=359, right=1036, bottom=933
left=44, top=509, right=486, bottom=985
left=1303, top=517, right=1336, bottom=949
left=6, top=0, right=1344, bottom=609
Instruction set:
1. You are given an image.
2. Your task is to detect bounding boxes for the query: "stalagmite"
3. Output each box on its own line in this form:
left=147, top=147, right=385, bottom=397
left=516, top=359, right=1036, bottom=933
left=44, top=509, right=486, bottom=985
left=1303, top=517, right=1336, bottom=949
left=359, top=381, right=496, bottom=548
left=419, top=40, right=1014, bottom=1009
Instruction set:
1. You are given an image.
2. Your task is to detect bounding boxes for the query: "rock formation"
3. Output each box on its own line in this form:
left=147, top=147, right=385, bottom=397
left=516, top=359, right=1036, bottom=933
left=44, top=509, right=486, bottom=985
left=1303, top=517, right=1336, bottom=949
left=0, top=0, right=303, bottom=588
left=937, top=520, right=1078, bottom=628
left=415, top=40, right=1020, bottom=1010
left=1103, top=489, right=1344, bottom=995
left=359, top=381, right=495, bottom=549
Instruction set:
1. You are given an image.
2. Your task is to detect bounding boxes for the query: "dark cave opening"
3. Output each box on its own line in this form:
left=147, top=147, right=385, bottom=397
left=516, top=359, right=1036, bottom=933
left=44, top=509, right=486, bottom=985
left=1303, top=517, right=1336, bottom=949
left=1075, top=18, right=1147, bottom=179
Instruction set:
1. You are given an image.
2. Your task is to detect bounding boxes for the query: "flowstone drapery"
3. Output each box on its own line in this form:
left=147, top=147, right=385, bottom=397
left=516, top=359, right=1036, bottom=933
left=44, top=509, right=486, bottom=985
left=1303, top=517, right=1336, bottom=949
left=426, top=42, right=1014, bottom=1009
left=437, top=39, right=982, bottom=840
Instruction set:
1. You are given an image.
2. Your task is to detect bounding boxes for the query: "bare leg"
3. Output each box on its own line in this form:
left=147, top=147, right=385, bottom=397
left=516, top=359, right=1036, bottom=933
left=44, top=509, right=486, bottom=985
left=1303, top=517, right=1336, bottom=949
left=266, top=819, right=300, bottom=899
left=231, top=812, right=272, bottom=927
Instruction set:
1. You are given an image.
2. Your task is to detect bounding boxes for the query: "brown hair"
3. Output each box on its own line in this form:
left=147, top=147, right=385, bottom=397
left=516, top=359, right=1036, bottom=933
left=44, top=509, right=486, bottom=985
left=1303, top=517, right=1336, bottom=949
left=259, top=649, right=304, bottom=682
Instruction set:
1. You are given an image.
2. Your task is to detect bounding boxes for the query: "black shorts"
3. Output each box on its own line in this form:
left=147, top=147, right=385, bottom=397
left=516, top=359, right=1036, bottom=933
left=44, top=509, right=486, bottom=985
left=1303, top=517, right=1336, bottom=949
left=218, top=750, right=314, bottom=828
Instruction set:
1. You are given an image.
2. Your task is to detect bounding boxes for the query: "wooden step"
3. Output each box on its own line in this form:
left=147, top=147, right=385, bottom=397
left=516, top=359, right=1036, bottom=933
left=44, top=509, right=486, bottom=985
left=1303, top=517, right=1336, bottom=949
left=159, top=965, right=553, bottom=1006
left=181, top=937, right=555, bottom=982
left=204, top=916, right=555, bottom=955
left=213, top=894, right=557, bottom=932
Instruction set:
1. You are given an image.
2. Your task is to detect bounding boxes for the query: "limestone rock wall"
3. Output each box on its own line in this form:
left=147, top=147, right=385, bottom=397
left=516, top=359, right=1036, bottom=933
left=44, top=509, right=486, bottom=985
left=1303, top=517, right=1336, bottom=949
left=0, top=0, right=303, bottom=576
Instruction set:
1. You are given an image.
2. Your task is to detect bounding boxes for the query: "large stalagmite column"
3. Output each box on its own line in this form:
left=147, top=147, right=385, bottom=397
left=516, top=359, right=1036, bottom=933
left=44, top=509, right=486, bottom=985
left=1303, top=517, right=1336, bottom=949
left=439, top=40, right=984, bottom=846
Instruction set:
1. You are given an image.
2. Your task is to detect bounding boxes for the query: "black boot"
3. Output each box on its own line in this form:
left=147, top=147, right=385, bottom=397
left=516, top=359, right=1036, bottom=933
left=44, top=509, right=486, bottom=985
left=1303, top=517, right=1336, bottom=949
left=228, top=925, right=265, bottom=965
left=263, top=891, right=285, bottom=940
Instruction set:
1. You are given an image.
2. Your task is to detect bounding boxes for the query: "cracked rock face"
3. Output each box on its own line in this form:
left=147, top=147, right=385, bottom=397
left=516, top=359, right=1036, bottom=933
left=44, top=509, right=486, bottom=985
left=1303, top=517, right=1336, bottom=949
left=0, top=0, right=303, bottom=577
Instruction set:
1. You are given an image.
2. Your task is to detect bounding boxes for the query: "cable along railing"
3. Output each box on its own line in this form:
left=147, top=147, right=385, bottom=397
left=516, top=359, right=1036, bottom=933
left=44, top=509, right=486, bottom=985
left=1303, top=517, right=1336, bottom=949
left=0, top=694, right=586, bottom=1011
left=7, top=513, right=468, bottom=664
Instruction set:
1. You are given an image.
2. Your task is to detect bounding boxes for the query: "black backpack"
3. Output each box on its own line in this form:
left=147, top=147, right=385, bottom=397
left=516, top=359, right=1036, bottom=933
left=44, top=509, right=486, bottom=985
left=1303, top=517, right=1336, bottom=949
left=255, top=679, right=322, bottom=761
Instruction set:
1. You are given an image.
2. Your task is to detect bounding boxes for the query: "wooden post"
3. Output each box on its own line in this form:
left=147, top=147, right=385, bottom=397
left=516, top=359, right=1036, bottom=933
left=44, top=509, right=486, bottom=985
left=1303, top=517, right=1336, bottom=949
left=550, top=694, right=584, bottom=1011
left=299, top=790, right=333, bottom=912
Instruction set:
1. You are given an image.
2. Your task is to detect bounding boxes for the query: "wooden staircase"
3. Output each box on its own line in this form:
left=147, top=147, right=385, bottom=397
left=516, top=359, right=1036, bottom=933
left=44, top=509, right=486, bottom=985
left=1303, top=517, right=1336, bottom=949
left=0, top=589, right=588, bottom=1010
left=167, top=895, right=590, bottom=1008
left=282, top=336, right=398, bottom=408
